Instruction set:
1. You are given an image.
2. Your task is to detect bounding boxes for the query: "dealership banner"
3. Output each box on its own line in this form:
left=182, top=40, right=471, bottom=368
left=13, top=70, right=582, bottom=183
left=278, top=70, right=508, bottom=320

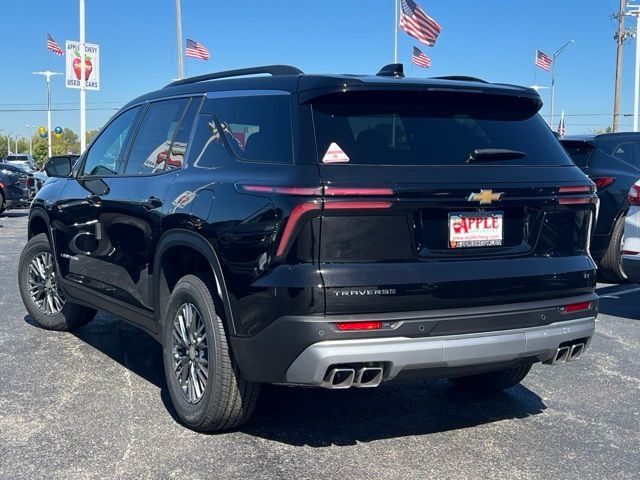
left=65, top=41, right=100, bottom=91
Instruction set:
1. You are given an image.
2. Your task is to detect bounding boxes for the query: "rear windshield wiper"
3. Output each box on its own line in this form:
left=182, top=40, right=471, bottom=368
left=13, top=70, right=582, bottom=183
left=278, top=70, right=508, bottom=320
left=467, top=148, right=527, bottom=163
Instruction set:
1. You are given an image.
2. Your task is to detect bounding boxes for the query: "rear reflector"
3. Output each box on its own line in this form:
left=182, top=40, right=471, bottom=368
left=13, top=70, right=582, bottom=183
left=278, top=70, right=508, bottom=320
left=335, top=321, right=383, bottom=331
left=560, top=301, right=592, bottom=313
left=324, top=187, right=395, bottom=196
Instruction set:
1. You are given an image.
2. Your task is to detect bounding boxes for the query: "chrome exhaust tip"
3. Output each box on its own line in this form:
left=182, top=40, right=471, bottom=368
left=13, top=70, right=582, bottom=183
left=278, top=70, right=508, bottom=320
left=354, top=367, right=384, bottom=388
left=552, top=346, right=571, bottom=365
left=323, top=368, right=356, bottom=389
left=567, top=343, right=585, bottom=362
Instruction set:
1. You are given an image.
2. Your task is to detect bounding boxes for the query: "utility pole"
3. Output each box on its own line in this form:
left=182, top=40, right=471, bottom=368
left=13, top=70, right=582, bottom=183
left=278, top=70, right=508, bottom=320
left=614, top=0, right=626, bottom=132
left=175, top=0, right=184, bottom=79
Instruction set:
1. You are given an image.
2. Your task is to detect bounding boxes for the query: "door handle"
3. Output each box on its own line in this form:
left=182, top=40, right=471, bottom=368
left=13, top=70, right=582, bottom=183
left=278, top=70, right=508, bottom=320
left=141, top=196, right=163, bottom=210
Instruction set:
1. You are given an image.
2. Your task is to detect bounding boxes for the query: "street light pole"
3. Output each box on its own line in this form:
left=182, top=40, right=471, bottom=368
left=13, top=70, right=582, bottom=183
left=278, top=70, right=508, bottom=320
left=175, top=0, right=184, bottom=79
left=25, top=125, right=34, bottom=156
left=549, top=40, right=575, bottom=127
left=33, top=71, right=62, bottom=159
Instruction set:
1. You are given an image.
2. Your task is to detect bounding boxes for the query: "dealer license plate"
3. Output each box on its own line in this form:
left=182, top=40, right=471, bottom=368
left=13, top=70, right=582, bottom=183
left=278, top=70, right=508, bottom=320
left=448, top=211, right=504, bottom=248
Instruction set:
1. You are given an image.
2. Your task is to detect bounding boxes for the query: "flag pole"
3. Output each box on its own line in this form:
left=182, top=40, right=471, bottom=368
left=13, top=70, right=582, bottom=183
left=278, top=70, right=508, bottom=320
left=394, top=0, right=399, bottom=62
left=175, top=0, right=184, bottom=80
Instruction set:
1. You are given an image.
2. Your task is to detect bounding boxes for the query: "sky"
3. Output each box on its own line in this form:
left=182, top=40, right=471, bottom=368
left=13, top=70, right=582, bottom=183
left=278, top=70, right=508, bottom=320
left=0, top=0, right=637, bottom=140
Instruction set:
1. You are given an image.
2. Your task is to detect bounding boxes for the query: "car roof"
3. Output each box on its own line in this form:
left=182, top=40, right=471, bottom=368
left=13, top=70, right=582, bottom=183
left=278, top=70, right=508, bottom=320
left=562, top=132, right=640, bottom=143
left=122, top=64, right=541, bottom=110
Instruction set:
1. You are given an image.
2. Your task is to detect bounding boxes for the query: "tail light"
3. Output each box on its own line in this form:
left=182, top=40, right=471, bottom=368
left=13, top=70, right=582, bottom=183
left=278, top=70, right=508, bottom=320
left=557, top=185, right=595, bottom=205
left=591, top=176, right=615, bottom=191
left=628, top=182, right=640, bottom=206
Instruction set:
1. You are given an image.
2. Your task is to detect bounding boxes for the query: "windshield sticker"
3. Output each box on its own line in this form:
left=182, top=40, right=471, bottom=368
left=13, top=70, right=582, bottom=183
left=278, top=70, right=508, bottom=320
left=322, top=142, right=350, bottom=163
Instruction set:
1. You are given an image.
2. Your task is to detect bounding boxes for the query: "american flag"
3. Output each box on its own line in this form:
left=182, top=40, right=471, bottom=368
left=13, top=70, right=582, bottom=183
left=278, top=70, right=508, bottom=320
left=185, top=39, right=210, bottom=60
left=412, top=46, right=431, bottom=68
left=557, top=112, right=566, bottom=136
left=47, top=33, right=63, bottom=56
left=535, top=49, right=552, bottom=71
left=399, top=0, right=442, bottom=47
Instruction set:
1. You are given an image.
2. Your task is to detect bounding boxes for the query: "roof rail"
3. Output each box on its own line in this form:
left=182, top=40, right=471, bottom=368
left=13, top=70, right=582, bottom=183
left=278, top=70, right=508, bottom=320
left=165, top=65, right=304, bottom=88
left=431, top=75, right=488, bottom=84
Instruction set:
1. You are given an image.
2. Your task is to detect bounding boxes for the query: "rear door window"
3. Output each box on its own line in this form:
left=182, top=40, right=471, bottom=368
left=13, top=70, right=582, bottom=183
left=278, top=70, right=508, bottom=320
left=612, top=142, right=637, bottom=165
left=312, top=91, right=572, bottom=166
left=560, top=141, right=594, bottom=168
left=206, top=94, right=293, bottom=164
left=124, top=98, right=188, bottom=175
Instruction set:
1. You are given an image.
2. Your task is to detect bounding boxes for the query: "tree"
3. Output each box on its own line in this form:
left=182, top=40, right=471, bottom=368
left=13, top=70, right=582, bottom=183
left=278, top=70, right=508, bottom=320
left=589, top=126, right=614, bottom=134
left=86, top=129, right=99, bottom=144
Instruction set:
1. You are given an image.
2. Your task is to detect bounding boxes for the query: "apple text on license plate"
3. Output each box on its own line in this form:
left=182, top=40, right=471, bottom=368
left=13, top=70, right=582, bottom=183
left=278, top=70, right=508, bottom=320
left=449, top=212, right=504, bottom=248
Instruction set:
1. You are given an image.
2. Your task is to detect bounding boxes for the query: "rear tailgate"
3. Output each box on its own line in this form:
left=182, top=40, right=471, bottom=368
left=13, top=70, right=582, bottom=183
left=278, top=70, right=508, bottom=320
left=311, top=90, right=597, bottom=315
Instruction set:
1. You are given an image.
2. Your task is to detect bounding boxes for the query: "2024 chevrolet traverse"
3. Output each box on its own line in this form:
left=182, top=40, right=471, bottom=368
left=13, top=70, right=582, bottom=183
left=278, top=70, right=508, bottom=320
left=18, top=64, right=598, bottom=431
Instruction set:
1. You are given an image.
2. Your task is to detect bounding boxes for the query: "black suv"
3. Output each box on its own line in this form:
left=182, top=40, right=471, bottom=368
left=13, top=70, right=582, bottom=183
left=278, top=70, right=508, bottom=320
left=18, top=65, right=598, bottom=431
left=561, top=133, right=640, bottom=282
left=0, top=162, right=35, bottom=214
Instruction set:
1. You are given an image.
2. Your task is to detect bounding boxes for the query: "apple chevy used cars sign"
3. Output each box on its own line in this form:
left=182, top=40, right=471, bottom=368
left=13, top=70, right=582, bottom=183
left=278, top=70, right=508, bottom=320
left=65, top=40, right=100, bottom=91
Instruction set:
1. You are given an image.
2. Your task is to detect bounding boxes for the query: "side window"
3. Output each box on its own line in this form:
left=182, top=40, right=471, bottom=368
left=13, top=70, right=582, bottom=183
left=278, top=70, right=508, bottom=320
left=82, top=107, right=140, bottom=176
left=208, top=94, right=293, bottom=164
left=124, top=99, right=188, bottom=175
left=165, top=97, right=201, bottom=171
left=612, top=142, right=636, bottom=164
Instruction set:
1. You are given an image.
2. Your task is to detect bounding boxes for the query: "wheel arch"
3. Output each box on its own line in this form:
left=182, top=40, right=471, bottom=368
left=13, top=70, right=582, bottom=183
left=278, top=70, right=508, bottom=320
left=28, top=208, right=51, bottom=241
left=153, top=229, right=237, bottom=335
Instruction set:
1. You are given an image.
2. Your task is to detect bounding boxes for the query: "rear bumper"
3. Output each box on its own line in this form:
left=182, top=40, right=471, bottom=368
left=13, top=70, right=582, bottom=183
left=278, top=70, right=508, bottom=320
left=286, top=317, right=595, bottom=386
left=231, top=293, right=598, bottom=384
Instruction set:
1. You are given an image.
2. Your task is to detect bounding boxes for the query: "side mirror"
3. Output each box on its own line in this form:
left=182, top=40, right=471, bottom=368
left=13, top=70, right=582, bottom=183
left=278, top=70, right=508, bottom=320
left=45, top=156, right=73, bottom=177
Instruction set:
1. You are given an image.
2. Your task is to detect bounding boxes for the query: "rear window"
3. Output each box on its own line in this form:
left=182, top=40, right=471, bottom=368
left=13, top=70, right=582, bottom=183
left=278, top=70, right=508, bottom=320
left=560, top=141, right=594, bottom=168
left=312, top=91, right=572, bottom=166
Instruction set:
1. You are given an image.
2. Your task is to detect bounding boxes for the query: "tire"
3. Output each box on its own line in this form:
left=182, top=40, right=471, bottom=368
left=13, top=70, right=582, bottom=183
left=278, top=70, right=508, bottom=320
left=0, top=190, right=6, bottom=215
left=598, top=214, right=628, bottom=284
left=162, top=273, right=260, bottom=432
left=449, top=365, right=532, bottom=392
left=18, top=233, right=96, bottom=331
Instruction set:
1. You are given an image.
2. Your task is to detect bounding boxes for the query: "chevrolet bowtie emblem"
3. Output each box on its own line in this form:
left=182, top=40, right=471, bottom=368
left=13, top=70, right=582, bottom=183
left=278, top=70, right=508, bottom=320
left=468, top=189, right=503, bottom=205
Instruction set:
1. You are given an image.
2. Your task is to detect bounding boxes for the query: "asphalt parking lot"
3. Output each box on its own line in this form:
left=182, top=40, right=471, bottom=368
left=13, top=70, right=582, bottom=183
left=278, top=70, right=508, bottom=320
left=0, top=211, right=638, bottom=480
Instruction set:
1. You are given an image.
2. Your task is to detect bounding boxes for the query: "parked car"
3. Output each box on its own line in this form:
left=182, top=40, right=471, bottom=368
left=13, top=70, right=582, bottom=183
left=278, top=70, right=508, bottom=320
left=18, top=64, right=598, bottom=431
left=560, top=133, right=640, bottom=282
left=622, top=180, right=640, bottom=282
left=3, top=154, right=37, bottom=170
left=0, top=162, right=35, bottom=214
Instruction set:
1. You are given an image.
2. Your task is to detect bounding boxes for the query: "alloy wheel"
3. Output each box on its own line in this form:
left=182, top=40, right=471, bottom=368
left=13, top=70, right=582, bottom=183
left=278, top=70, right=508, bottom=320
left=28, top=251, right=65, bottom=316
left=172, top=303, right=209, bottom=404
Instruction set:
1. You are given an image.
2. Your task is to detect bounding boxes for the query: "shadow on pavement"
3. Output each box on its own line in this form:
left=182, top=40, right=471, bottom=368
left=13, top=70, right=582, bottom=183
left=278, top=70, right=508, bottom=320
left=0, top=210, right=29, bottom=218
left=26, top=312, right=547, bottom=445
left=244, top=381, right=545, bottom=447
left=596, top=284, right=640, bottom=321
